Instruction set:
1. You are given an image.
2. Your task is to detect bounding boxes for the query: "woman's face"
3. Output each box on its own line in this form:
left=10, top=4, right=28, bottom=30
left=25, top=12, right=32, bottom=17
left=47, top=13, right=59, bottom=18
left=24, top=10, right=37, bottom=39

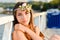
left=16, top=9, right=31, bottom=26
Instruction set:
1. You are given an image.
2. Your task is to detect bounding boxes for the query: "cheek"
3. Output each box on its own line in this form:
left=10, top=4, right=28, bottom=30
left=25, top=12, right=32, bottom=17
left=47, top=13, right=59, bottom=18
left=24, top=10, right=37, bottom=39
left=16, top=16, right=21, bottom=23
left=27, top=14, right=31, bottom=21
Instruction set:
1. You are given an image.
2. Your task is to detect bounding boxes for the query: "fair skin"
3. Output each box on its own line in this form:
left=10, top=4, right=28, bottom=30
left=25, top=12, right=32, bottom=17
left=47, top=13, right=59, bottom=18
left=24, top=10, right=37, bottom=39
left=13, top=9, right=43, bottom=40
left=49, top=34, right=60, bottom=40
left=16, top=9, right=30, bottom=26
left=13, top=9, right=60, bottom=40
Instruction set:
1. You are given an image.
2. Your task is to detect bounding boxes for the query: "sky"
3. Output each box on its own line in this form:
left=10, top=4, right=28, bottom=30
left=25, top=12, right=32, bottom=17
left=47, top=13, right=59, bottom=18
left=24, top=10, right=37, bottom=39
left=0, top=0, right=52, bottom=3
left=0, top=0, right=15, bottom=3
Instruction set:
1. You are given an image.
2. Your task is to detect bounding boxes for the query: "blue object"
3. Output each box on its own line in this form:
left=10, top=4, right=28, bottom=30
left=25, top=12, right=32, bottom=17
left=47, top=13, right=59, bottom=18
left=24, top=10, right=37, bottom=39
left=47, top=9, right=60, bottom=28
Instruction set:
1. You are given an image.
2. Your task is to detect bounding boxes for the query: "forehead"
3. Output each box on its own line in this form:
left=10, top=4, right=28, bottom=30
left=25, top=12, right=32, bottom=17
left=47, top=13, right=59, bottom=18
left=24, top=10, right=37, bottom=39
left=16, top=9, right=26, bottom=13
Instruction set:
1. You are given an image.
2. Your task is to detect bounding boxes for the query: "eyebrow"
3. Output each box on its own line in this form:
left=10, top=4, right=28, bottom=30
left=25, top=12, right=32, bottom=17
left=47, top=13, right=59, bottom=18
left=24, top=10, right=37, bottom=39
left=17, top=9, right=30, bottom=14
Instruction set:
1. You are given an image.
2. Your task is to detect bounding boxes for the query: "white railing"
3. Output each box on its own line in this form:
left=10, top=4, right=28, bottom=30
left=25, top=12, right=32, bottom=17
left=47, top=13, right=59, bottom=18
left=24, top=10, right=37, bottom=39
left=0, top=12, right=47, bottom=40
left=33, top=12, right=47, bottom=31
left=0, top=14, right=14, bottom=40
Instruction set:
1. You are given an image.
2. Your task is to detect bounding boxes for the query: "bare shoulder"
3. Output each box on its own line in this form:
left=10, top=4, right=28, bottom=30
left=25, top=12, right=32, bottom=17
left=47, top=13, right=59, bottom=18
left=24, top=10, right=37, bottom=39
left=14, top=24, right=19, bottom=27
left=35, top=27, right=40, bottom=32
left=34, top=25, right=44, bottom=39
left=14, top=24, right=19, bottom=30
left=34, top=25, right=40, bottom=31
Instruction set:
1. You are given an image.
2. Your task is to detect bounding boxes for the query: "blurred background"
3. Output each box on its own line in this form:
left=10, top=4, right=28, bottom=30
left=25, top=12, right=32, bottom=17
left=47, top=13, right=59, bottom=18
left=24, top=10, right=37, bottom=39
left=0, top=0, right=60, bottom=14
left=0, top=0, right=60, bottom=40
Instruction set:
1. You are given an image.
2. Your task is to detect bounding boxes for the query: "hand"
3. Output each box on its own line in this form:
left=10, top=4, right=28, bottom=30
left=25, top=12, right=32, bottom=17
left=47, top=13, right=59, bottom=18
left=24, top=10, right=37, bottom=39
left=49, top=34, right=60, bottom=40
left=14, top=24, right=26, bottom=32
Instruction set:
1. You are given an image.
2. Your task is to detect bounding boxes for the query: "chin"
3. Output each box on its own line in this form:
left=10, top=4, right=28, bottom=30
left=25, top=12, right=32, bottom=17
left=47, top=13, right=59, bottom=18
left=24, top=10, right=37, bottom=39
left=24, top=23, right=28, bottom=25
left=23, top=23, right=29, bottom=26
left=20, top=22, right=29, bottom=26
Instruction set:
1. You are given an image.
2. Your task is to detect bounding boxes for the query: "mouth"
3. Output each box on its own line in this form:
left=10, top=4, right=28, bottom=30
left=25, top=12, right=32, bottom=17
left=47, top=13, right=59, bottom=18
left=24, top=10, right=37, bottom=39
left=22, top=21, right=27, bottom=23
left=21, top=21, right=29, bottom=26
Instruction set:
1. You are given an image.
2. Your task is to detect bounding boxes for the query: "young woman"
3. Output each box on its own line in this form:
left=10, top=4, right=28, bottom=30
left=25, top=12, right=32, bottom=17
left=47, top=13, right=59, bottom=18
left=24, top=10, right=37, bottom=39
left=12, top=2, right=44, bottom=40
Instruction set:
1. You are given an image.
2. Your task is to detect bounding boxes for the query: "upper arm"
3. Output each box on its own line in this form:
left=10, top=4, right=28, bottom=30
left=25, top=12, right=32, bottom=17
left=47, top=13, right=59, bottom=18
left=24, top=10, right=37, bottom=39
left=12, top=31, right=28, bottom=40
left=16, top=31, right=28, bottom=40
left=12, top=31, right=18, bottom=40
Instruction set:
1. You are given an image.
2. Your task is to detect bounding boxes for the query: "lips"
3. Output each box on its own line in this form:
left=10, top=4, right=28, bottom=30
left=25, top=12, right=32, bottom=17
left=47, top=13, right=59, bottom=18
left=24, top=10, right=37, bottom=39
left=22, top=21, right=27, bottom=23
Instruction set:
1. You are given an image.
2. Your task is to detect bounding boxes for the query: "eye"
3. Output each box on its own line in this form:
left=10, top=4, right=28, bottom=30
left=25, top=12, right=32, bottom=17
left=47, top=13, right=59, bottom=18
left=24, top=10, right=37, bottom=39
left=26, top=12, right=28, bottom=14
left=25, top=12, right=29, bottom=15
left=18, top=13, right=22, bottom=16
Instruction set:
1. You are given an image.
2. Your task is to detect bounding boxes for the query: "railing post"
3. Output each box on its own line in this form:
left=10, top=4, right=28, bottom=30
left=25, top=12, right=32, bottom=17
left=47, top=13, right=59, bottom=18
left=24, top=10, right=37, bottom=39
left=39, top=12, right=47, bottom=32
left=2, top=22, right=13, bottom=40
